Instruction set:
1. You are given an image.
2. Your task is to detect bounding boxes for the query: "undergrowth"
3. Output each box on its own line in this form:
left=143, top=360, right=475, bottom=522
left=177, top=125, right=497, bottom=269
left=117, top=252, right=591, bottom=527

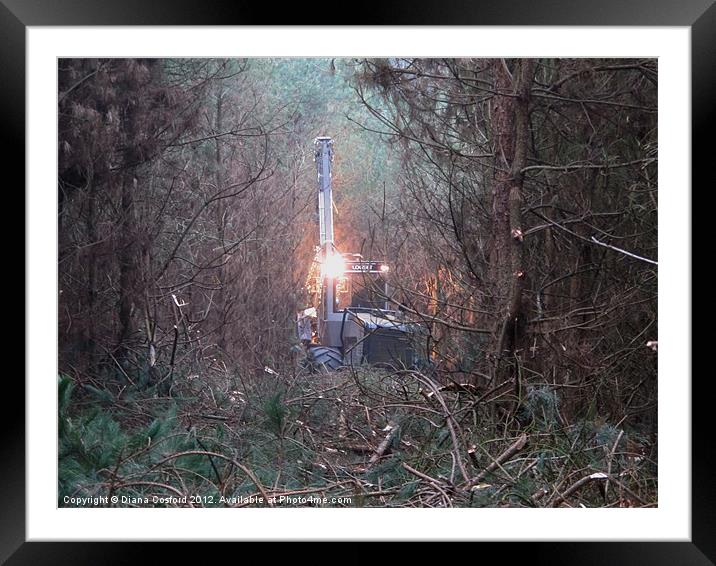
left=58, top=364, right=657, bottom=508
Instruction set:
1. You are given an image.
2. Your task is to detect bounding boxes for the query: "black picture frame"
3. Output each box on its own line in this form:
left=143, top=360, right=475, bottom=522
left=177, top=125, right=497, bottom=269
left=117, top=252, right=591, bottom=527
left=6, top=0, right=708, bottom=562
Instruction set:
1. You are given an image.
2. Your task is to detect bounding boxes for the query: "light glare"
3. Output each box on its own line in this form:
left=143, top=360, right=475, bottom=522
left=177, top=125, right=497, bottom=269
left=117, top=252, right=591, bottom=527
left=322, top=252, right=346, bottom=278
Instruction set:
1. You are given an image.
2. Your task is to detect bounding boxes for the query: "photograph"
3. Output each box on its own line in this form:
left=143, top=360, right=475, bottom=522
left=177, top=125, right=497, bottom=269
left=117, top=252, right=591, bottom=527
left=57, top=56, right=659, bottom=510
left=4, top=4, right=704, bottom=559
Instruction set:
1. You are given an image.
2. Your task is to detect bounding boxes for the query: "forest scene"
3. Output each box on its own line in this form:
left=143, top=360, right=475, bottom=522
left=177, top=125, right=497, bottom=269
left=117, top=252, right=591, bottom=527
left=58, top=57, right=658, bottom=508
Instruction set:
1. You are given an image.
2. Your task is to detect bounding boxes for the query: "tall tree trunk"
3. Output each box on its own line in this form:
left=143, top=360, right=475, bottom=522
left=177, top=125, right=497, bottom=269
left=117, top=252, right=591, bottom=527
left=214, top=86, right=228, bottom=353
left=118, top=175, right=137, bottom=353
left=85, top=176, right=98, bottom=367
left=489, top=59, right=535, bottom=385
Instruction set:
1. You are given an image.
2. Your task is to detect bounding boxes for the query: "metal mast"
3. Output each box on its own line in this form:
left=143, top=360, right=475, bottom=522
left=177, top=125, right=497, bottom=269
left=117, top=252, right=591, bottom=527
left=314, top=137, right=335, bottom=250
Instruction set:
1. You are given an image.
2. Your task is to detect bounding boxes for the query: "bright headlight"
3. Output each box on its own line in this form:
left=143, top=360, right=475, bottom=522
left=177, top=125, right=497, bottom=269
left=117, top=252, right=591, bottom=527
left=321, top=252, right=346, bottom=279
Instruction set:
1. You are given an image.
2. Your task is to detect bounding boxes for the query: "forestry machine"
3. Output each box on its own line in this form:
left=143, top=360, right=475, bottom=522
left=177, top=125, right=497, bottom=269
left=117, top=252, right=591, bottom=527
left=297, top=137, right=426, bottom=371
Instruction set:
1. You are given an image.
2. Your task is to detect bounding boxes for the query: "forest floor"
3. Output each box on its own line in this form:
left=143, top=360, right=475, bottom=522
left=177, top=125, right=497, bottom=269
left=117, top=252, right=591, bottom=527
left=58, top=363, right=657, bottom=508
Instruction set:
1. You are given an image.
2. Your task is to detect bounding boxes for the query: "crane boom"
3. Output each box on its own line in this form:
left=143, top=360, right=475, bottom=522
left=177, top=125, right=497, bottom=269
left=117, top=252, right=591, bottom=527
left=314, top=137, right=335, bottom=249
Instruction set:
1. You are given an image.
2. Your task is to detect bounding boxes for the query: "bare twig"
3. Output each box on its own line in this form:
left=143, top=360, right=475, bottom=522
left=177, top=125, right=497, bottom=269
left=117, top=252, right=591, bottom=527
left=402, top=463, right=453, bottom=507
left=150, top=450, right=273, bottom=506
left=589, top=236, right=658, bottom=266
left=521, top=157, right=655, bottom=174
left=113, top=481, right=190, bottom=504
left=605, top=430, right=624, bottom=501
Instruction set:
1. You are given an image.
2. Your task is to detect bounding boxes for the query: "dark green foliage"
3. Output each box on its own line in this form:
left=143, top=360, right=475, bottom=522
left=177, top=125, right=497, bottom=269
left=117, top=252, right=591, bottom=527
left=262, top=392, right=288, bottom=437
left=365, top=454, right=401, bottom=483
left=58, top=360, right=657, bottom=508
left=524, top=386, right=560, bottom=428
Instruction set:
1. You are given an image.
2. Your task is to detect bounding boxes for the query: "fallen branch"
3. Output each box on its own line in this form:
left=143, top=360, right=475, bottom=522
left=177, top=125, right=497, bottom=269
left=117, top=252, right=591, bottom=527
left=468, top=433, right=528, bottom=487
left=402, top=462, right=445, bottom=486
left=367, top=422, right=400, bottom=468
left=551, top=472, right=608, bottom=507
left=531, top=487, right=549, bottom=503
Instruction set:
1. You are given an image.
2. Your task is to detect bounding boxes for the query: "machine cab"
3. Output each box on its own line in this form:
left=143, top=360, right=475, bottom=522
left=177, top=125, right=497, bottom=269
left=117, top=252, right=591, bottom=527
left=331, top=254, right=391, bottom=314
